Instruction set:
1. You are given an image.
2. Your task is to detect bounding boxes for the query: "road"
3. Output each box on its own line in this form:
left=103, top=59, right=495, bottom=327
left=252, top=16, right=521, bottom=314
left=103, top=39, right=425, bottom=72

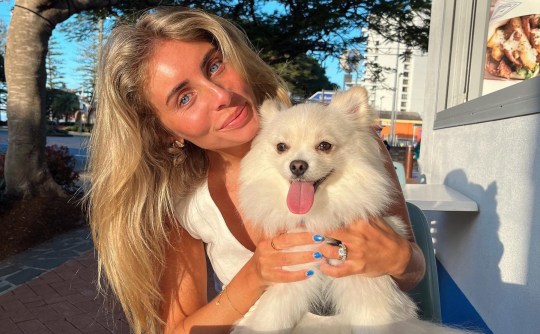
left=0, top=128, right=88, bottom=152
left=0, top=128, right=89, bottom=171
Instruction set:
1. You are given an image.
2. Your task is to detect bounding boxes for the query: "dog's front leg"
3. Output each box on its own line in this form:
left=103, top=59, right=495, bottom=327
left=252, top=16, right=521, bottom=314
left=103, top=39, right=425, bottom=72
left=232, top=278, right=319, bottom=334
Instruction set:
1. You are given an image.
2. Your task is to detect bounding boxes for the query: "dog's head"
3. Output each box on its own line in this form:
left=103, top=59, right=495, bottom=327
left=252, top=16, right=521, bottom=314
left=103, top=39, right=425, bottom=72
left=239, top=87, right=392, bottom=233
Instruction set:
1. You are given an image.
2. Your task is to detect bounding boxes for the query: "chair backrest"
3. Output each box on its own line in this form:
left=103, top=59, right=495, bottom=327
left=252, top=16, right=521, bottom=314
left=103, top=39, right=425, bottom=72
left=406, top=201, right=442, bottom=323
left=393, top=161, right=406, bottom=189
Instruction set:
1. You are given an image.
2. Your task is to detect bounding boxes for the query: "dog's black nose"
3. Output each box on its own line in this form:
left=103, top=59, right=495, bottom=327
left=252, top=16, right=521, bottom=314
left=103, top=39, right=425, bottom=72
left=290, top=160, right=308, bottom=176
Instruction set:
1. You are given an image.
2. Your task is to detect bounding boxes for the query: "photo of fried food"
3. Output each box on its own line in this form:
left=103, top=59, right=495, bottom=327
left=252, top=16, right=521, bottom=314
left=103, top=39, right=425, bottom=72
left=486, top=14, right=540, bottom=80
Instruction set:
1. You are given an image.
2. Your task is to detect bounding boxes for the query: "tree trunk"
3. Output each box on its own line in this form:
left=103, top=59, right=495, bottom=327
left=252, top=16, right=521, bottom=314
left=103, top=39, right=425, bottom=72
left=4, top=0, right=116, bottom=199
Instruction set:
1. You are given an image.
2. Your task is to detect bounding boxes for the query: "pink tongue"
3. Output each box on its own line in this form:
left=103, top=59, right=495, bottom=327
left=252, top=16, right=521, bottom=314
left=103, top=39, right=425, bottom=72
left=287, top=181, right=315, bottom=214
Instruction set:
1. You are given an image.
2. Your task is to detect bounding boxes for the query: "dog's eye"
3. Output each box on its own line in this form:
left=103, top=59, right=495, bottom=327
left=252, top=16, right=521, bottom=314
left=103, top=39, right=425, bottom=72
left=276, top=143, right=288, bottom=152
left=317, top=141, right=332, bottom=151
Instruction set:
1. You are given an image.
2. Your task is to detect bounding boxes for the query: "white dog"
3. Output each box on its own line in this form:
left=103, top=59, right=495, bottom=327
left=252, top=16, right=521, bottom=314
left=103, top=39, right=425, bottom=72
left=235, top=87, right=471, bottom=334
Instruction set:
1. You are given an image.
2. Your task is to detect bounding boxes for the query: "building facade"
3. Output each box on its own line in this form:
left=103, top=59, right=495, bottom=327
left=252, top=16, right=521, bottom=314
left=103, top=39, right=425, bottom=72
left=345, top=28, right=428, bottom=145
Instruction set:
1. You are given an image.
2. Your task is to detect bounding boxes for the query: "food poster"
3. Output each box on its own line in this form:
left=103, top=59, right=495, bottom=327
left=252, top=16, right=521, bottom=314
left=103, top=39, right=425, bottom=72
left=483, top=0, right=540, bottom=95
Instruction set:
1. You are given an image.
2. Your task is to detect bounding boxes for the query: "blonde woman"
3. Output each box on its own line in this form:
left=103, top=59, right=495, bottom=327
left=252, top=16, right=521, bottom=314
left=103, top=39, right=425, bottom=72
left=88, top=7, right=425, bottom=334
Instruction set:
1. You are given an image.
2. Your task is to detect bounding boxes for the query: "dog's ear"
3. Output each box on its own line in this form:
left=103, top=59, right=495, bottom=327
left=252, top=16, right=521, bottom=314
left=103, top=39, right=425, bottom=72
left=330, top=87, right=369, bottom=115
left=259, top=98, right=286, bottom=123
left=330, top=87, right=375, bottom=127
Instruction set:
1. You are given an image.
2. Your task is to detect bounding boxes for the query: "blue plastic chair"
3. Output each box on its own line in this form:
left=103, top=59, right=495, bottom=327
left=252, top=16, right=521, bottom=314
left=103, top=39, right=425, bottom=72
left=406, top=201, right=442, bottom=323
left=393, top=161, right=406, bottom=189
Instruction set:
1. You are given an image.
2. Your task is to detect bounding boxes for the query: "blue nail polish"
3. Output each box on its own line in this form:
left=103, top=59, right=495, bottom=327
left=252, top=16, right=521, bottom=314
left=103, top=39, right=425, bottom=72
left=313, top=234, right=324, bottom=242
left=306, top=270, right=314, bottom=277
left=313, top=251, right=322, bottom=259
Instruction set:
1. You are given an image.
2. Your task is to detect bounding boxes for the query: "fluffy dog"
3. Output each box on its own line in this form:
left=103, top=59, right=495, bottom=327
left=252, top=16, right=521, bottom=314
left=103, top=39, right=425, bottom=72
left=235, top=87, right=469, bottom=334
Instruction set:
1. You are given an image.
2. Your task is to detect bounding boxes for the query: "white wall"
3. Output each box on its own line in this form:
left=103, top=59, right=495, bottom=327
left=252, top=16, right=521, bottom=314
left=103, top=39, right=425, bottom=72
left=421, top=1, right=540, bottom=333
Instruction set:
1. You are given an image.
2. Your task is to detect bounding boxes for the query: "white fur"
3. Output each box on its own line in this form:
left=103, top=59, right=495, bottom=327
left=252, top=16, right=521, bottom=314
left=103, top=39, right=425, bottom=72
left=234, top=87, right=473, bottom=333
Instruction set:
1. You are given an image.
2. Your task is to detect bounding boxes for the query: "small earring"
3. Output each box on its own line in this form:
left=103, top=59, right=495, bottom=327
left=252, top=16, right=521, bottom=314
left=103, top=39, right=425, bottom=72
left=173, top=139, right=185, bottom=149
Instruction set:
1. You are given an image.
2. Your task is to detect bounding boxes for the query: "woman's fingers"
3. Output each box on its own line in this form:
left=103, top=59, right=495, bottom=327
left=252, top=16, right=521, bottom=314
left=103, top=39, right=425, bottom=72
left=253, top=231, right=325, bottom=284
left=267, top=232, right=324, bottom=251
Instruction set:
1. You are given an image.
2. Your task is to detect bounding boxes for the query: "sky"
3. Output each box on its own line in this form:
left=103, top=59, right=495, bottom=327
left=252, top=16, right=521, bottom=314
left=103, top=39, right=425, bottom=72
left=0, top=1, right=345, bottom=92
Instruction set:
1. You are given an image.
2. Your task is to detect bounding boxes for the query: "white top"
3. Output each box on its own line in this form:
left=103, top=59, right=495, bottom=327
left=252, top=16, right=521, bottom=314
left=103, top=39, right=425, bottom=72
left=403, top=184, right=478, bottom=211
left=174, top=180, right=253, bottom=288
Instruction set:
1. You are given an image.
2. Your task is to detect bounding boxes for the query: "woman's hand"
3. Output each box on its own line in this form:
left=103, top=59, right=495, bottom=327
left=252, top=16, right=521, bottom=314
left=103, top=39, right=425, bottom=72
left=246, top=232, right=324, bottom=289
left=317, top=217, right=412, bottom=279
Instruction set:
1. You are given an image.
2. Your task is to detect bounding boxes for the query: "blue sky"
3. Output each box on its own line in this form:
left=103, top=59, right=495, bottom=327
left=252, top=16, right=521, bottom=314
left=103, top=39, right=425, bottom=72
left=0, top=1, right=344, bottom=91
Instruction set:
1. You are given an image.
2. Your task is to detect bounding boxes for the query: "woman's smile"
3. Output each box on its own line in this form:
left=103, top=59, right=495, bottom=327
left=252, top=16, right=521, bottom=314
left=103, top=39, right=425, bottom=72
left=219, top=103, right=250, bottom=130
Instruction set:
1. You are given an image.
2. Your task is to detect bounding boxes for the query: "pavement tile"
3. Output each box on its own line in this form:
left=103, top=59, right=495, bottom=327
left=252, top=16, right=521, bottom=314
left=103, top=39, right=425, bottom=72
left=0, top=264, right=22, bottom=277
left=67, top=314, right=111, bottom=334
left=9, top=309, right=37, bottom=324
left=2, top=299, right=28, bottom=313
left=50, top=301, right=85, bottom=317
left=0, top=282, right=14, bottom=294
left=17, top=319, right=54, bottom=334
left=0, top=291, right=16, bottom=308
left=38, top=271, right=63, bottom=284
left=27, top=305, right=64, bottom=322
left=44, top=319, right=83, bottom=334
left=28, top=282, right=61, bottom=299
left=5, top=268, right=45, bottom=285
left=72, top=299, right=103, bottom=314
left=22, top=298, right=47, bottom=309
left=2, top=318, right=24, bottom=334
left=13, top=286, right=39, bottom=302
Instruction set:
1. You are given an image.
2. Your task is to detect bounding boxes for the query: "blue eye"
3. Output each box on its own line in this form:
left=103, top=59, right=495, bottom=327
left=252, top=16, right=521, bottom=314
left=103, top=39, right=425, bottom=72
left=209, top=61, right=221, bottom=74
left=179, top=94, right=190, bottom=106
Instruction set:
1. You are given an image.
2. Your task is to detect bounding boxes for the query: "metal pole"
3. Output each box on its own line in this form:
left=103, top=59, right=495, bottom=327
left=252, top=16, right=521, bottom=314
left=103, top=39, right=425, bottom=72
left=390, top=42, right=400, bottom=146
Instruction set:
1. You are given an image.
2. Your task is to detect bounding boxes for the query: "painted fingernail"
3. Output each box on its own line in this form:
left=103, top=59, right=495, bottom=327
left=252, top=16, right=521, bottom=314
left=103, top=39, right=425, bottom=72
left=306, top=270, right=314, bottom=277
left=313, top=251, right=322, bottom=259
left=313, top=234, right=325, bottom=242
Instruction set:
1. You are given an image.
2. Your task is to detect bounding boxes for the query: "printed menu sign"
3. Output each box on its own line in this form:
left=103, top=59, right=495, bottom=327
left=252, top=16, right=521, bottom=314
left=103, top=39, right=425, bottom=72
left=483, top=0, right=540, bottom=95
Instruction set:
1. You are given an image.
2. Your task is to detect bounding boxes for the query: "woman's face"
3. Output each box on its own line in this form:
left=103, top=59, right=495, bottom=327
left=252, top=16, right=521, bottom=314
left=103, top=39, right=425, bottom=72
left=147, top=39, right=259, bottom=154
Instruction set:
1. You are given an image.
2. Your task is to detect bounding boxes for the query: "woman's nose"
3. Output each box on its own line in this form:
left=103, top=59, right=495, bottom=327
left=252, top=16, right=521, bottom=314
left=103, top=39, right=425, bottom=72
left=206, top=81, right=232, bottom=111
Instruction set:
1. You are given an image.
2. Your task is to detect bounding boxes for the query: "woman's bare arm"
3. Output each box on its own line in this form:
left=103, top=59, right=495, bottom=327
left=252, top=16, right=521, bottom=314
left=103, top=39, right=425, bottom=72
left=375, top=135, right=426, bottom=291
left=161, top=228, right=265, bottom=333
left=161, top=228, right=317, bottom=333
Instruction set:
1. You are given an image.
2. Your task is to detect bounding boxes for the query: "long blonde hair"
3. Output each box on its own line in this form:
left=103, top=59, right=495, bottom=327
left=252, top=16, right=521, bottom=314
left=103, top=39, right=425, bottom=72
left=87, top=7, right=290, bottom=334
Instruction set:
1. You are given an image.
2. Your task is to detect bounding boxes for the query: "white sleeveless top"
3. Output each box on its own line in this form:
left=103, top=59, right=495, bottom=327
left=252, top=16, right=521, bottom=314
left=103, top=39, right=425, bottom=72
left=174, top=180, right=253, bottom=288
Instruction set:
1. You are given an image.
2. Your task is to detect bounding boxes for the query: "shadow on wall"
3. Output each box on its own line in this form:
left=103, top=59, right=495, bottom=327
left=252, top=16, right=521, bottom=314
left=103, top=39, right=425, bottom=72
left=433, top=170, right=498, bottom=332
left=428, top=166, right=540, bottom=334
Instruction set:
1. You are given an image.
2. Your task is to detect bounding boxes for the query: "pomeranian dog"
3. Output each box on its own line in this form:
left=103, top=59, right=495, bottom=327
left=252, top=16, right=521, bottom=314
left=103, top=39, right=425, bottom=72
left=234, top=87, right=471, bottom=334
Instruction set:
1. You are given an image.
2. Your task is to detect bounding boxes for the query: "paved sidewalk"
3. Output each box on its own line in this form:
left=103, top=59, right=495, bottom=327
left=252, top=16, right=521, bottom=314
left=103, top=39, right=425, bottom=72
left=0, top=229, right=131, bottom=333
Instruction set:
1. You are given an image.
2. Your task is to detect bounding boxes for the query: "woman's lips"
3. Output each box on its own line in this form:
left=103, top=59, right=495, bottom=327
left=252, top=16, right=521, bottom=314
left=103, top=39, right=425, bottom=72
left=220, top=104, right=249, bottom=130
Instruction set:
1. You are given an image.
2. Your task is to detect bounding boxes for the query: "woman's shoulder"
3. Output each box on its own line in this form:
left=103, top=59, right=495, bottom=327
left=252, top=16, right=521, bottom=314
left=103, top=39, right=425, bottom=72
left=172, top=179, right=217, bottom=240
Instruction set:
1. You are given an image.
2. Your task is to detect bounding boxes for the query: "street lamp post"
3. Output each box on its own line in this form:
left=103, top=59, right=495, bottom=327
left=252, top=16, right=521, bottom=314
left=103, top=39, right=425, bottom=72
left=389, top=42, right=401, bottom=146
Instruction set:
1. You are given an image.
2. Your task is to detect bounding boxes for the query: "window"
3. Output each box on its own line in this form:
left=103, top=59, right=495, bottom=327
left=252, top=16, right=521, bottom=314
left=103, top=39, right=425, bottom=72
left=432, top=0, right=540, bottom=129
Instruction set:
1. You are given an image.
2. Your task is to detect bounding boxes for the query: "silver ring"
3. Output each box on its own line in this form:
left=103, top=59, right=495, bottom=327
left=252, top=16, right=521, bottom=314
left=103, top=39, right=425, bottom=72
left=337, top=243, right=347, bottom=261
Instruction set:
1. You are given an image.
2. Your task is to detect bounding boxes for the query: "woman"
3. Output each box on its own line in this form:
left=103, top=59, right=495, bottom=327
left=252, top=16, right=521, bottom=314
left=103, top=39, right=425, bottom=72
left=88, top=7, right=425, bottom=334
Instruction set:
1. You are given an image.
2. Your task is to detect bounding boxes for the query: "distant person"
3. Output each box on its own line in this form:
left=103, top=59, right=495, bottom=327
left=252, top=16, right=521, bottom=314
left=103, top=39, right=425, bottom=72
left=384, top=139, right=391, bottom=151
left=414, top=140, right=421, bottom=160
